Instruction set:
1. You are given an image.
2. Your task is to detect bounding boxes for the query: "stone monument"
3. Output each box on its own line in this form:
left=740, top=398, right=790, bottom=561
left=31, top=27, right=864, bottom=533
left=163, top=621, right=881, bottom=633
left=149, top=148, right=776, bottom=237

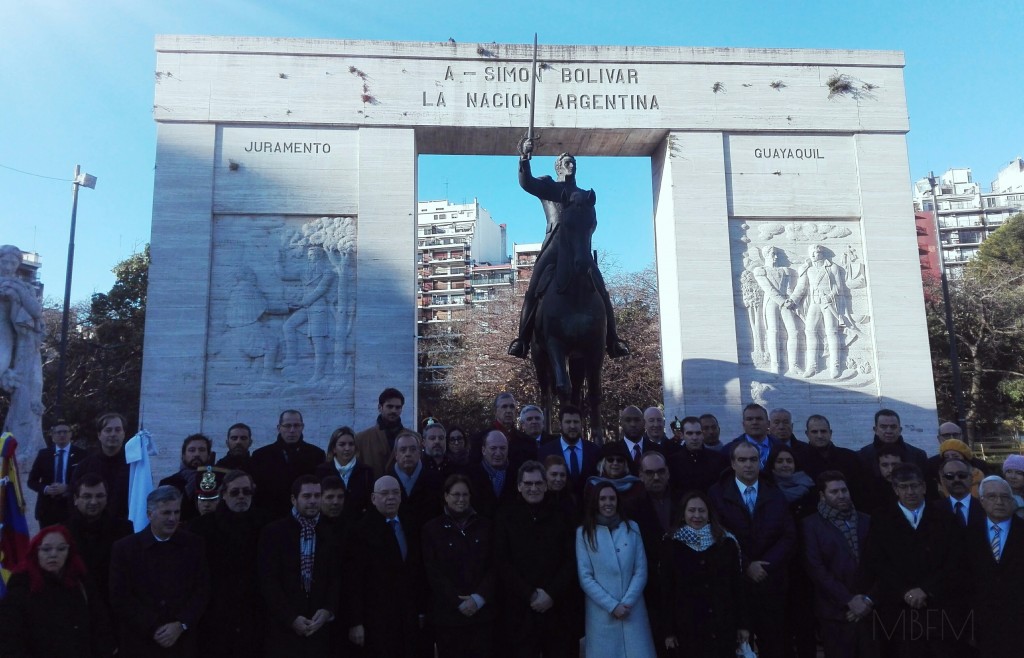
left=0, top=245, right=44, bottom=456
left=145, top=37, right=936, bottom=453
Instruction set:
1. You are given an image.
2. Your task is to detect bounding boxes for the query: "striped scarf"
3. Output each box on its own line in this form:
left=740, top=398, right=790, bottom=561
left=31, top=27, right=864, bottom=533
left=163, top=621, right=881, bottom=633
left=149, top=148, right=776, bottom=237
left=292, top=508, right=318, bottom=592
left=817, top=499, right=859, bottom=561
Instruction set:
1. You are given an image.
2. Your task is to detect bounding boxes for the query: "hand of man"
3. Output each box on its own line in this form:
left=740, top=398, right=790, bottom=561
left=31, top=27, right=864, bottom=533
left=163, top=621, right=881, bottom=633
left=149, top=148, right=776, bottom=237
left=307, top=609, right=331, bottom=635
left=904, top=587, right=928, bottom=609
left=530, top=588, right=553, bottom=613
left=848, top=595, right=872, bottom=618
left=348, top=625, right=365, bottom=646
left=458, top=595, right=479, bottom=616
left=45, top=483, right=68, bottom=497
left=152, top=622, right=183, bottom=648
left=291, top=616, right=311, bottom=636
left=746, top=561, right=770, bottom=583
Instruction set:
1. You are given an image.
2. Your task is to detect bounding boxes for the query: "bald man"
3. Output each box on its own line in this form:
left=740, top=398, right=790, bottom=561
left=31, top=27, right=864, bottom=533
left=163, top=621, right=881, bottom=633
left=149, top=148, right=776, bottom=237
left=345, top=475, right=424, bottom=658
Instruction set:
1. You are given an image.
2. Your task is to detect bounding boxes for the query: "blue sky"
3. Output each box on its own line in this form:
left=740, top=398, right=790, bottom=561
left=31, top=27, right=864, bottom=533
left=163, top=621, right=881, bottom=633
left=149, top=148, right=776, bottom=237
left=2, top=0, right=1021, bottom=302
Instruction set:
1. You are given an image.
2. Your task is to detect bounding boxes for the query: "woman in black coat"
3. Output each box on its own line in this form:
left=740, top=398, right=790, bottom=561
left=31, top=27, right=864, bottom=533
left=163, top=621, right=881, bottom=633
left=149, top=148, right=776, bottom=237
left=657, top=490, right=748, bottom=658
left=421, top=473, right=496, bottom=658
left=0, top=525, right=114, bottom=657
left=315, top=425, right=374, bottom=521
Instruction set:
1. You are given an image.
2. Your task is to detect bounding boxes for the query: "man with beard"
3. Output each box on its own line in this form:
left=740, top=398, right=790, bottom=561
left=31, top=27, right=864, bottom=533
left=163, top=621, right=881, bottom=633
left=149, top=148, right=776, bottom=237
left=159, top=434, right=215, bottom=522
left=801, top=415, right=868, bottom=508
left=258, top=475, right=339, bottom=656
left=250, top=410, right=326, bottom=518
left=188, top=470, right=268, bottom=657
left=421, top=419, right=456, bottom=479
left=66, top=473, right=133, bottom=611
left=215, top=423, right=253, bottom=471
left=356, top=388, right=406, bottom=478
left=802, top=471, right=874, bottom=658
left=537, top=405, right=599, bottom=499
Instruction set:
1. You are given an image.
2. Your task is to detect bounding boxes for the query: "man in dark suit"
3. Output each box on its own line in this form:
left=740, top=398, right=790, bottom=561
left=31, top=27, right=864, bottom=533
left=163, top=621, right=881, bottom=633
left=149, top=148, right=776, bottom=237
left=768, top=408, right=810, bottom=460
left=937, top=459, right=986, bottom=531
left=802, top=470, right=874, bottom=658
left=667, top=415, right=729, bottom=493
left=630, top=451, right=676, bottom=658
left=109, top=485, right=209, bottom=657
left=258, top=474, right=339, bottom=657
left=860, top=463, right=963, bottom=658
left=250, top=410, right=326, bottom=518
left=966, top=476, right=1023, bottom=658
left=708, top=441, right=796, bottom=658
left=27, top=420, right=85, bottom=527
left=215, top=422, right=253, bottom=471
left=617, top=405, right=661, bottom=475
left=519, top=404, right=555, bottom=451
left=536, top=405, right=599, bottom=498
left=801, top=415, right=869, bottom=509
left=159, top=433, right=215, bottom=523
left=346, top=475, right=425, bottom=658
left=724, top=403, right=778, bottom=469
left=471, top=392, right=536, bottom=468
left=642, top=406, right=679, bottom=457
left=466, top=430, right=518, bottom=519
left=66, top=473, right=133, bottom=611
left=856, top=409, right=928, bottom=478
left=386, top=431, right=443, bottom=530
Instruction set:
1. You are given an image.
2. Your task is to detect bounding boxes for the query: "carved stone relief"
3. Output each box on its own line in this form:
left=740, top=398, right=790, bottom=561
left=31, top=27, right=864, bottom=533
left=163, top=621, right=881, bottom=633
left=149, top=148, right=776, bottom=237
left=732, top=221, right=875, bottom=388
left=207, top=216, right=356, bottom=396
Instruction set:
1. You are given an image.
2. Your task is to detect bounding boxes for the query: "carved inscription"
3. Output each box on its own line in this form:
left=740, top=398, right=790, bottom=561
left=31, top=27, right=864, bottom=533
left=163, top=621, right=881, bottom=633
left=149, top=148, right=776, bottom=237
left=426, top=63, right=659, bottom=112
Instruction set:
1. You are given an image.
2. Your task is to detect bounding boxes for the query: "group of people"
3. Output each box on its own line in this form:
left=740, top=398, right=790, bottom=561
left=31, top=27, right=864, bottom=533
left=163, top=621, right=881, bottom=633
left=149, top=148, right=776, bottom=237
left=3, top=389, right=1023, bottom=658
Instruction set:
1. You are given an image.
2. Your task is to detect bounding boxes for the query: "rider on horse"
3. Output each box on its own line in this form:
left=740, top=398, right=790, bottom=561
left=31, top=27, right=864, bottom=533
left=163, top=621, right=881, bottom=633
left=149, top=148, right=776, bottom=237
left=506, top=139, right=630, bottom=360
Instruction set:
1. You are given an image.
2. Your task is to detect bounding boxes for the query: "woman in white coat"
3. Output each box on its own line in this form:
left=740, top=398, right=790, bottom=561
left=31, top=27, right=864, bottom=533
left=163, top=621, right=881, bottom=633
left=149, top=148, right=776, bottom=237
left=575, top=480, right=656, bottom=658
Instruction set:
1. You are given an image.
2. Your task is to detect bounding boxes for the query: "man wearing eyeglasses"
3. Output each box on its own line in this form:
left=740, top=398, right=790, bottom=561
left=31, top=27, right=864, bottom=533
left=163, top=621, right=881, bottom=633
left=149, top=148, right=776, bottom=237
left=965, top=476, right=1023, bottom=658
left=250, top=409, right=326, bottom=518
left=188, top=470, right=269, bottom=657
left=861, top=463, right=964, bottom=657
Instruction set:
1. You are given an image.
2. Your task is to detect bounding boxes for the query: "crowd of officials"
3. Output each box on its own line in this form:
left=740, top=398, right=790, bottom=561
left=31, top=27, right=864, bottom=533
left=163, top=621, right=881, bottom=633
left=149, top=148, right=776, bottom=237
left=2, top=387, right=1023, bottom=658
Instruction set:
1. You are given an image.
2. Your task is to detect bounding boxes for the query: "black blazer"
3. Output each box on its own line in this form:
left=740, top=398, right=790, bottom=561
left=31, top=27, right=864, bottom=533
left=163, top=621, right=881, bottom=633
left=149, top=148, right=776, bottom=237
left=966, top=516, right=1024, bottom=658
left=27, top=445, right=85, bottom=524
left=936, top=495, right=987, bottom=531
left=537, top=438, right=600, bottom=498
left=257, top=514, right=341, bottom=655
left=314, top=460, right=375, bottom=521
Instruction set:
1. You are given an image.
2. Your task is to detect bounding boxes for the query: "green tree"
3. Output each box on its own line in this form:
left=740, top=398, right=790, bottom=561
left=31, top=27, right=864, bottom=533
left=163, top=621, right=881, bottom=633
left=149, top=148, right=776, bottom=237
left=975, top=212, right=1024, bottom=267
left=39, top=246, right=149, bottom=439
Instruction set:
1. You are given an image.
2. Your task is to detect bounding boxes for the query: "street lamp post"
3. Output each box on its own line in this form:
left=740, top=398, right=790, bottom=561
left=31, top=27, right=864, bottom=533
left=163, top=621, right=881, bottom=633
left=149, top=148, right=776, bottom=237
left=55, top=164, right=96, bottom=417
left=927, top=171, right=968, bottom=439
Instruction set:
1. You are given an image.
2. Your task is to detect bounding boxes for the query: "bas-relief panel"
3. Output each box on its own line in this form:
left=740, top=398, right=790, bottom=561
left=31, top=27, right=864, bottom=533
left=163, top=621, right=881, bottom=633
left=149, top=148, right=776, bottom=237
left=731, top=219, right=875, bottom=407
left=206, top=215, right=356, bottom=407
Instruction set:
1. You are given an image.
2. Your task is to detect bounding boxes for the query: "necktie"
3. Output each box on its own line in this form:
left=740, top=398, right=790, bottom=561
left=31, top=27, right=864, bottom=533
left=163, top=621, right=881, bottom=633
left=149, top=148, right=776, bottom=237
left=55, top=449, right=65, bottom=484
left=744, top=486, right=756, bottom=514
left=569, top=445, right=580, bottom=479
left=991, top=525, right=1002, bottom=562
left=388, top=518, right=408, bottom=561
left=954, top=501, right=966, bottom=527
left=911, top=508, right=920, bottom=528
left=632, top=444, right=641, bottom=463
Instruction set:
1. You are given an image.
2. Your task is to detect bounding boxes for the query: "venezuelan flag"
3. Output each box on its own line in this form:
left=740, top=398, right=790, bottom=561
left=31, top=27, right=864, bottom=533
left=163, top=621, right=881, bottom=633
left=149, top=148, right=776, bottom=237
left=0, top=432, right=30, bottom=599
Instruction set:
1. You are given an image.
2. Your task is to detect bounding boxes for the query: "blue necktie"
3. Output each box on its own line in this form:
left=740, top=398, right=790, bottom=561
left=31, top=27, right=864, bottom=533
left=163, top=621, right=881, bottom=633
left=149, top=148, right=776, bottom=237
left=744, top=486, right=756, bottom=514
left=388, top=518, right=407, bottom=561
left=991, top=525, right=1002, bottom=562
left=569, top=446, right=580, bottom=479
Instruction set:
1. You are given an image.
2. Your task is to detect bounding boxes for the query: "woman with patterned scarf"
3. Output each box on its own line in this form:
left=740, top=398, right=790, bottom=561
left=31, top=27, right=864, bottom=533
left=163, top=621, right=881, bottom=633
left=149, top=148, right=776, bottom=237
left=656, top=490, right=750, bottom=658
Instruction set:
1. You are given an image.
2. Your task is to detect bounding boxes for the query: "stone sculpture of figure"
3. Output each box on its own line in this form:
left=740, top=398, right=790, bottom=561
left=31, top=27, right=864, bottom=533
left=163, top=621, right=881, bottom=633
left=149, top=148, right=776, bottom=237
left=282, top=244, right=338, bottom=383
left=225, top=266, right=286, bottom=379
left=790, top=244, right=849, bottom=379
left=739, top=263, right=765, bottom=364
left=751, top=245, right=800, bottom=375
left=507, top=139, right=628, bottom=360
left=0, top=245, right=44, bottom=451
left=842, top=245, right=867, bottom=290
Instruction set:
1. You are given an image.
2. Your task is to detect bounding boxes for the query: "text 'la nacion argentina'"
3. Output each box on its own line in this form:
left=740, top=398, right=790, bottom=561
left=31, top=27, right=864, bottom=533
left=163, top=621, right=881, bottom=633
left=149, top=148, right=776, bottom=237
left=422, top=65, right=660, bottom=111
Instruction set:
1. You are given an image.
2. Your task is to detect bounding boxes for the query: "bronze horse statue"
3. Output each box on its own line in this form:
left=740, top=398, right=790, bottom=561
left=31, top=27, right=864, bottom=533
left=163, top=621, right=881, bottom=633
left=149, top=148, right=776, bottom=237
left=530, top=192, right=606, bottom=439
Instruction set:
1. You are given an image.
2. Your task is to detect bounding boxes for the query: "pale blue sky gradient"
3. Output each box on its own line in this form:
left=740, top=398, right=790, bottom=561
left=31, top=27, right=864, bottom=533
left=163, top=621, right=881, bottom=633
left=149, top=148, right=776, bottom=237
left=2, top=0, right=1020, bottom=301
